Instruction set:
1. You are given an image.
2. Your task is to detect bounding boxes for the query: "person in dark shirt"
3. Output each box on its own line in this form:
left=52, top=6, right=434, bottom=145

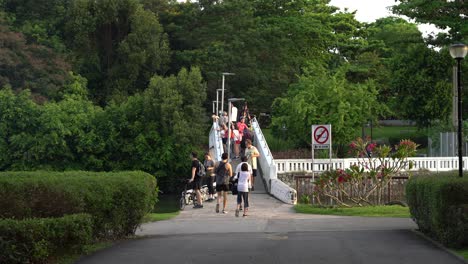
left=189, top=152, right=203, bottom=208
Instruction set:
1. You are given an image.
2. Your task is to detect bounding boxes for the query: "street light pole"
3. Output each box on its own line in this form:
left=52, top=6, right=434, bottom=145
left=216, top=89, right=222, bottom=115
left=227, top=98, right=245, bottom=161
left=450, top=43, right=468, bottom=177
left=221, top=73, right=235, bottom=114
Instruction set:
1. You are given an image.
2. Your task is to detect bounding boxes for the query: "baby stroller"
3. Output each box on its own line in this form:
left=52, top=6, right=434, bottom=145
left=179, top=180, right=210, bottom=210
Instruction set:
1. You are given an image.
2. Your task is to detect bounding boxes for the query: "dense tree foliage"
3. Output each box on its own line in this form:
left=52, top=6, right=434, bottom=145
left=0, top=1, right=463, bottom=178
left=0, top=68, right=206, bottom=191
left=392, top=0, right=467, bottom=44
left=64, top=0, right=171, bottom=104
left=271, top=64, right=382, bottom=155
left=0, top=16, right=71, bottom=101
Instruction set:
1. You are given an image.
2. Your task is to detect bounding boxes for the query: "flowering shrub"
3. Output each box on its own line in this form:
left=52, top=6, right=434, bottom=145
left=314, top=137, right=418, bottom=207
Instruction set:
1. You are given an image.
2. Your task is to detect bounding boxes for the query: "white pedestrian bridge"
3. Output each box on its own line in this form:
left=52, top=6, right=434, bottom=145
left=209, top=118, right=464, bottom=205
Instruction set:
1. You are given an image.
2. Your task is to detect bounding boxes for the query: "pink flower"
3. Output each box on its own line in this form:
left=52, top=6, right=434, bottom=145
left=338, top=176, right=345, bottom=183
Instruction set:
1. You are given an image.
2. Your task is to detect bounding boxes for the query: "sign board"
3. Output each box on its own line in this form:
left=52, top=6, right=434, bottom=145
left=231, top=106, right=238, bottom=122
left=311, top=124, right=332, bottom=205
left=312, top=125, right=331, bottom=146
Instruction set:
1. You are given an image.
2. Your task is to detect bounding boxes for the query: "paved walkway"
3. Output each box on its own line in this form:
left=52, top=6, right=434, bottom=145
left=76, top=166, right=465, bottom=264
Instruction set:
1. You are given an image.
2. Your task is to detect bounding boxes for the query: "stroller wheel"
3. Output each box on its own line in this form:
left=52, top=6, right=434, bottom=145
left=179, top=197, right=186, bottom=210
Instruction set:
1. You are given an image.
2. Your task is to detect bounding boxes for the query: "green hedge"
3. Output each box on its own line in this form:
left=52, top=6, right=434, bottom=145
left=0, top=213, right=93, bottom=264
left=406, top=172, right=468, bottom=248
left=0, top=171, right=157, bottom=238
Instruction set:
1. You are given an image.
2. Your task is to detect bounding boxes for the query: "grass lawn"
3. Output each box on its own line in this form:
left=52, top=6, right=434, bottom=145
left=262, top=128, right=296, bottom=152
left=294, top=205, right=411, bottom=218
left=143, top=194, right=180, bottom=223
left=453, top=248, right=468, bottom=260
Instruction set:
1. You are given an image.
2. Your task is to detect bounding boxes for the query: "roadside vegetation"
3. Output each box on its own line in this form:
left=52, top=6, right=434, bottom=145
left=295, top=205, right=410, bottom=218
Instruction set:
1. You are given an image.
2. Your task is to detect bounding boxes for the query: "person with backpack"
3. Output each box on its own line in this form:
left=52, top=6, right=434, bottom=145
left=215, top=152, right=233, bottom=214
left=189, top=152, right=204, bottom=209
left=204, top=152, right=216, bottom=201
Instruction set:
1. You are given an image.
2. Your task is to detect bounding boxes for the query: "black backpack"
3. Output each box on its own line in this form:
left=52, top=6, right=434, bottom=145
left=197, top=160, right=206, bottom=178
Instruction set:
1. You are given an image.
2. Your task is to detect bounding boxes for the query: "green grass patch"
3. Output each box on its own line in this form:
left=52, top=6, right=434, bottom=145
left=143, top=212, right=179, bottom=222
left=359, top=126, right=420, bottom=140
left=453, top=248, right=468, bottom=260
left=143, top=194, right=180, bottom=223
left=294, top=205, right=410, bottom=218
left=262, top=128, right=297, bottom=151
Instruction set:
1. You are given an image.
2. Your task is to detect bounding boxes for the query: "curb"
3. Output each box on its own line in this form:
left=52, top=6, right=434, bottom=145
left=410, top=229, right=467, bottom=264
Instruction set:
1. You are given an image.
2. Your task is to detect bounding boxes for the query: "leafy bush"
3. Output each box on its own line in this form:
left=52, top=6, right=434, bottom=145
left=406, top=172, right=468, bottom=248
left=0, top=171, right=157, bottom=238
left=389, top=135, right=427, bottom=149
left=0, top=213, right=93, bottom=264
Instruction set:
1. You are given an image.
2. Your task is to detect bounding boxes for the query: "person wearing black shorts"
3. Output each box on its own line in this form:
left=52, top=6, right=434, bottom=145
left=215, top=152, right=232, bottom=214
left=189, top=152, right=203, bottom=208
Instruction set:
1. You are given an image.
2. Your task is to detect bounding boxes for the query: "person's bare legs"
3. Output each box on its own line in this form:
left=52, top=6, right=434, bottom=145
left=222, top=191, right=228, bottom=212
left=195, top=189, right=202, bottom=206
left=216, top=191, right=221, bottom=213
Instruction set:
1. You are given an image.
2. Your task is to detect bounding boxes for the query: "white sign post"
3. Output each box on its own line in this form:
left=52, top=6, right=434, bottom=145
left=311, top=124, right=332, bottom=204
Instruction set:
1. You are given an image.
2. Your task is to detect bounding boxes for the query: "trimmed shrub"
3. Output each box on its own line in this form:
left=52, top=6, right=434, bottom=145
left=0, top=171, right=157, bottom=238
left=406, top=172, right=468, bottom=248
left=0, top=213, right=93, bottom=264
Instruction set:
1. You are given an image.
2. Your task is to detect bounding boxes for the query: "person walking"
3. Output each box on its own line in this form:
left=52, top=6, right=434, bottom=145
left=204, top=152, right=216, bottom=201
left=235, top=163, right=252, bottom=217
left=215, top=152, right=232, bottom=214
left=235, top=156, right=252, bottom=211
left=245, top=139, right=260, bottom=191
left=189, top=152, right=203, bottom=208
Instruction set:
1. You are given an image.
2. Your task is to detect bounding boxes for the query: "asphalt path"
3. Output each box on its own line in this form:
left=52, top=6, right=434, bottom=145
left=77, top=230, right=464, bottom=264
left=76, top=162, right=465, bottom=264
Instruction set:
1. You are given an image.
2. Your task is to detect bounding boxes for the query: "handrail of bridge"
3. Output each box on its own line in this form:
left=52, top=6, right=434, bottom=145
left=209, top=122, right=223, bottom=162
left=251, top=118, right=297, bottom=204
left=275, top=157, right=468, bottom=173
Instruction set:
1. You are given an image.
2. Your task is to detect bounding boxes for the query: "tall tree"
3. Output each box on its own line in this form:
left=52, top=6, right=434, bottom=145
left=65, top=0, right=170, bottom=104
left=271, top=64, right=382, bottom=156
left=0, top=15, right=71, bottom=101
left=392, top=0, right=467, bottom=44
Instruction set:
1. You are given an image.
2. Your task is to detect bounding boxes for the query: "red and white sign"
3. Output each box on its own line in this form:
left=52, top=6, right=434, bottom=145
left=312, top=125, right=331, bottom=148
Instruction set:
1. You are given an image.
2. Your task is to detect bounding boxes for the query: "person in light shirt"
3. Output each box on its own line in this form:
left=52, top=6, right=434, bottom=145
left=244, top=139, right=260, bottom=191
left=235, top=163, right=252, bottom=217
left=235, top=156, right=252, bottom=211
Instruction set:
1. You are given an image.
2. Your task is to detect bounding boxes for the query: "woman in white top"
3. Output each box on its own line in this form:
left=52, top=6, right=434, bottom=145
left=236, top=163, right=251, bottom=217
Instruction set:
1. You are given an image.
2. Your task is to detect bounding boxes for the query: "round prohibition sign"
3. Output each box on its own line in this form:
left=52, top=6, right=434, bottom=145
left=313, top=126, right=329, bottom=144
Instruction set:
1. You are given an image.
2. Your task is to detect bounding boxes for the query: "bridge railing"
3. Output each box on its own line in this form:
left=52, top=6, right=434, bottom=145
left=251, top=118, right=297, bottom=204
left=276, top=157, right=468, bottom=173
left=209, top=122, right=223, bottom=162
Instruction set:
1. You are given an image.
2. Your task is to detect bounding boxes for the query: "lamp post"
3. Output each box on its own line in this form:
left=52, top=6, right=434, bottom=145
left=212, top=101, right=217, bottom=114
left=227, top=98, right=244, bottom=161
left=216, top=89, right=222, bottom=115
left=221, top=72, right=235, bottom=114
left=450, top=43, right=468, bottom=177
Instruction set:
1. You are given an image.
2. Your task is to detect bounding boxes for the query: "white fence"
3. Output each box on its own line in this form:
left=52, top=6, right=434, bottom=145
left=276, top=157, right=468, bottom=173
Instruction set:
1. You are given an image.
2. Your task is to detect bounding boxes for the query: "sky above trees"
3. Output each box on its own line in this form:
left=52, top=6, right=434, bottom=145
left=329, top=0, right=444, bottom=36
